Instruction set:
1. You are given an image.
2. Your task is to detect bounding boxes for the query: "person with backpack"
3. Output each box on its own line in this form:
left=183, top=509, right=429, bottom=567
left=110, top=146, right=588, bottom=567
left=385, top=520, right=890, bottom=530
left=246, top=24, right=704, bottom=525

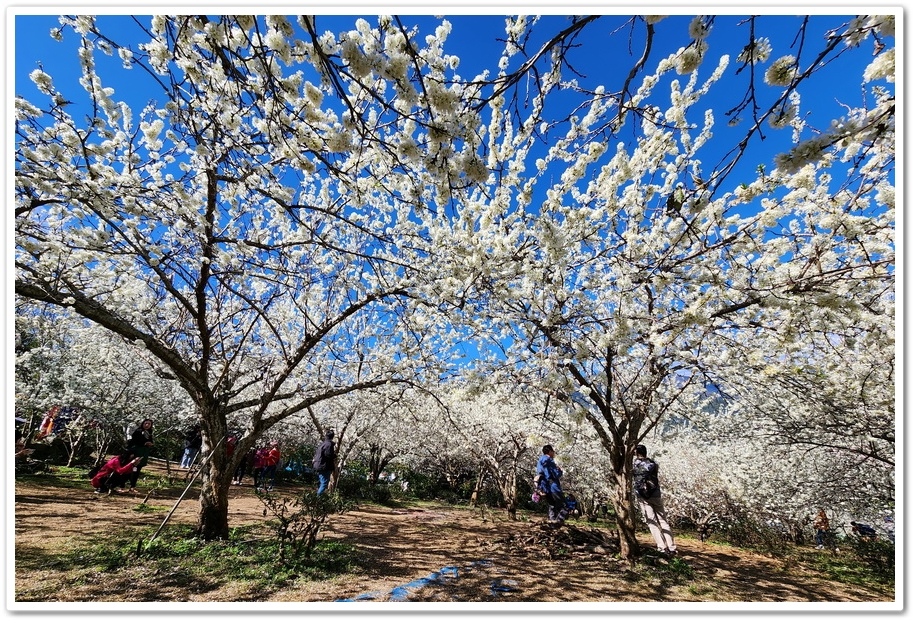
left=535, top=444, right=569, bottom=526
left=312, top=429, right=337, bottom=495
left=633, top=444, right=677, bottom=556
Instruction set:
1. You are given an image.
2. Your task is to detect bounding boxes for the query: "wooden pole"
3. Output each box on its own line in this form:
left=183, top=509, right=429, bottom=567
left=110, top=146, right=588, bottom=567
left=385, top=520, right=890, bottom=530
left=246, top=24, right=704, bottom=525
left=143, top=437, right=224, bottom=548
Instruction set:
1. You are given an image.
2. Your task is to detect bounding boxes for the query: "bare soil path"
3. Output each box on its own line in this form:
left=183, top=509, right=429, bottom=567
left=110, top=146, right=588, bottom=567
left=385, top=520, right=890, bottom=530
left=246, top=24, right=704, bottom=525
left=12, top=461, right=895, bottom=605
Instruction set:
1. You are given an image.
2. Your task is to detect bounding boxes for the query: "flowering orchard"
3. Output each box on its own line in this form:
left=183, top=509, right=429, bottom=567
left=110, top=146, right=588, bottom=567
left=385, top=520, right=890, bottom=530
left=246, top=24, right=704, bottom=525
left=14, top=14, right=895, bottom=558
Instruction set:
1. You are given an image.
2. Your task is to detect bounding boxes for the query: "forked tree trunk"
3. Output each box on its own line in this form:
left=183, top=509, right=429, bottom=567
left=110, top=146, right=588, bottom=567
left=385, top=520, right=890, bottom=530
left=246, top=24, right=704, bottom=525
left=367, top=443, right=393, bottom=487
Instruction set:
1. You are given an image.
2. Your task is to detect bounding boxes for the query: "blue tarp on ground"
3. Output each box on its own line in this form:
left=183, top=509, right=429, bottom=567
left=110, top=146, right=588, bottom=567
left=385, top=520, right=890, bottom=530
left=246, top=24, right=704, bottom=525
left=337, top=561, right=494, bottom=602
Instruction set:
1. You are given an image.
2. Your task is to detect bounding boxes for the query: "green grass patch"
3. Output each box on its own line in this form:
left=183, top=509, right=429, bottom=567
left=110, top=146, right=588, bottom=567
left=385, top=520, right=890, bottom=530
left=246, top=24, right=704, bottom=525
left=686, top=583, right=715, bottom=596
left=43, top=531, right=138, bottom=573
left=16, top=466, right=188, bottom=498
left=139, top=524, right=365, bottom=588
left=637, top=551, right=695, bottom=587
left=132, top=503, right=171, bottom=513
left=25, top=521, right=365, bottom=597
left=794, top=546, right=894, bottom=592
left=15, top=467, right=96, bottom=491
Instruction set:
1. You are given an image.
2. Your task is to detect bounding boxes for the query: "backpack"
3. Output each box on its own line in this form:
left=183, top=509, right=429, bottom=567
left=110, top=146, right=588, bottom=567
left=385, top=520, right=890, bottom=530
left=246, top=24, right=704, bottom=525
left=530, top=472, right=548, bottom=502
left=633, top=458, right=659, bottom=499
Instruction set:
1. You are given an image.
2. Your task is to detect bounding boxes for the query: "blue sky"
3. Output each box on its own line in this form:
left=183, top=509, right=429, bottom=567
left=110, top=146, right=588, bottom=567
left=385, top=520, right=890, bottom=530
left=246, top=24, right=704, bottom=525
left=13, top=12, right=889, bottom=196
left=14, top=13, right=877, bottom=122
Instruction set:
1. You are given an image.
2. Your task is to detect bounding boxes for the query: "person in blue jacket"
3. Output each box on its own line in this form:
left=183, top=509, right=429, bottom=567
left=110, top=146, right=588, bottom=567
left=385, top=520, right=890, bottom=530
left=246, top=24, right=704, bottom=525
left=535, top=444, right=569, bottom=525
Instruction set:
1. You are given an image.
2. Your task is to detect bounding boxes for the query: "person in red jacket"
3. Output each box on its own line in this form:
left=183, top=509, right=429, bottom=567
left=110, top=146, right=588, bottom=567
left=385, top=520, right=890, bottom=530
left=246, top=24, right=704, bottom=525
left=92, top=451, right=142, bottom=494
left=251, top=445, right=269, bottom=490
left=258, top=440, right=281, bottom=492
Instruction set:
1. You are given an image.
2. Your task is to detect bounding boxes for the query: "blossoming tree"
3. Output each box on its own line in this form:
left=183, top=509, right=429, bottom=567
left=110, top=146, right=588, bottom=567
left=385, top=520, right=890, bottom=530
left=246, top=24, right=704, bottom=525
left=15, top=15, right=491, bottom=539
left=15, top=14, right=895, bottom=556
left=432, top=15, right=895, bottom=559
left=15, top=308, right=193, bottom=465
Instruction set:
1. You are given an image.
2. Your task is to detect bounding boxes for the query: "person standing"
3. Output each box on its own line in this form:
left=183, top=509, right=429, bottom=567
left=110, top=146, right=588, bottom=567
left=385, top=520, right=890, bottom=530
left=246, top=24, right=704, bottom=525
left=814, top=509, right=830, bottom=549
left=535, top=444, right=569, bottom=525
left=312, top=429, right=337, bottom=495
left=633, top=444, right=677, bottom=556
left=260, top=440, right=281, bottom=492
left=126, top=419, right=154, bottom=493
left=180, top=424, right=202, bottom=469
left=251, top=444, right=269, bottom=491
left=233, top=445, right=255, bottom=486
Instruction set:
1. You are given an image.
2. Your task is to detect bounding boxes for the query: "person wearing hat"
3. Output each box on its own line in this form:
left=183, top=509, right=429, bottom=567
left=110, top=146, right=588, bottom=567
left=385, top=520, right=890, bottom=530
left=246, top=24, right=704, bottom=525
left=312, top=429, right=337, bottom=495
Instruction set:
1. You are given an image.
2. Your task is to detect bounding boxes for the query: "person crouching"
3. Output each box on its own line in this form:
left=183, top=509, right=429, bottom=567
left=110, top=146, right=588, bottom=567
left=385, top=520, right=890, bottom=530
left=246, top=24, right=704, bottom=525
left=91, top=450, right=142, bottom=495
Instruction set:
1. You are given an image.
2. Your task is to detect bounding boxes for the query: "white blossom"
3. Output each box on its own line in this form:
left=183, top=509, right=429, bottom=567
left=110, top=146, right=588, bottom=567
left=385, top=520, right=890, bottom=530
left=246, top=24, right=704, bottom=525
left=765, top=55, right=798, bottom=86
left=737, top=37, right=772, bottom=64
left=863, top=49, right=895, bottom=83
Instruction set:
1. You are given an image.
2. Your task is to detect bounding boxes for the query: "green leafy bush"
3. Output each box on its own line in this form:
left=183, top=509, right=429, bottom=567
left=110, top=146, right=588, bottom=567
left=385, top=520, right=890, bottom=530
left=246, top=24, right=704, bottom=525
left=846, top=536, right=895, bottom=579
left=257, top=489, right=352, bottom=568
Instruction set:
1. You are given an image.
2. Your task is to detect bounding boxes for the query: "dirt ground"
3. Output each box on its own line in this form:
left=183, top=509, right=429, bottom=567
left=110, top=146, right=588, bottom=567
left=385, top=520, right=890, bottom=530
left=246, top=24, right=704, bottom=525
left=12, top=460, right=895, bottom=606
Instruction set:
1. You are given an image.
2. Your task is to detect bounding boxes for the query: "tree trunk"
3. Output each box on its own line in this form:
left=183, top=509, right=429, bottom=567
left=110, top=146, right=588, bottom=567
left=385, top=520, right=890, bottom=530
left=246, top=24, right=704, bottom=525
left=367, top=444, right=382, bottom=486
left=328, top=465, right=340, bottom=495
left=469, top=469, right=485, bottom=507
left=65, top=428, right=87, bottom=467
left=503, top=469, right=517, bottom=520
left=196, top=472, right=230, bottom=540
left=194, top=414, right=231, bottom=540
left=367, top=443, right=392, bottom=487
left=610, top=463, right=641, bottom=561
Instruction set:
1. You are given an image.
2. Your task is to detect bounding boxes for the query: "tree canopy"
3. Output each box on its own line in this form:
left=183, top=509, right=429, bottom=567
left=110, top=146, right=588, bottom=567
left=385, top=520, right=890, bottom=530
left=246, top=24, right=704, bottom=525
left=14, top=14, right=895, bottom=554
